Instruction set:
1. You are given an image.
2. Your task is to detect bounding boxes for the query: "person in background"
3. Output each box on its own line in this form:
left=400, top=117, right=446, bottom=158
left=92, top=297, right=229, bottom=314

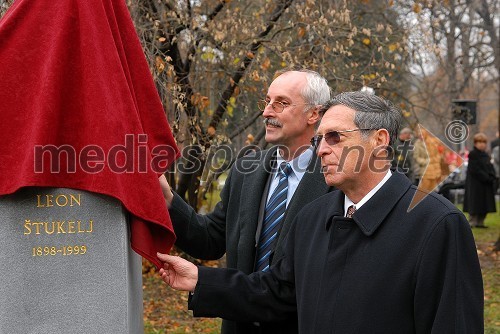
left=463, top=132, right=497, bottom=228
left=157, top=91, right=483, bottom=334
left=418, top=127, right=442, bottom=191
left=490, top=131, right=499, bottom=151
left=159, top=69, right=332, bottom=334
left=492, top=144, right=499, bottom=194
left=391, top=127, right=415, bottom=182
left=412, top=130, right=426, bottom=186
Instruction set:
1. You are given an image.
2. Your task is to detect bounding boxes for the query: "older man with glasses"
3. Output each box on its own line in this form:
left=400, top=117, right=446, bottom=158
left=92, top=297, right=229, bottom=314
left=159, top=69, right=332, bottom=334
left=158, top=91, right=483, bottom=334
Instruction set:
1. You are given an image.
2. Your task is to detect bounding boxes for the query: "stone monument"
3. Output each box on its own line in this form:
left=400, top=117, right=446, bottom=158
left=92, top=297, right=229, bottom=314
left=0, top=187, right=143, bottom=334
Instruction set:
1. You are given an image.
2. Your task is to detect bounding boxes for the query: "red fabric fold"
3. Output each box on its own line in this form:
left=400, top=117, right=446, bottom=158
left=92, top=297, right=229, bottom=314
left=0, top=0, right=180, bottom=268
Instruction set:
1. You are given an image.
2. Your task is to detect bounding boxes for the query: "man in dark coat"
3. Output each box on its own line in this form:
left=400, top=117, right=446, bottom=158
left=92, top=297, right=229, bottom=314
left=159, top=69, right=332, bottom=334
left=158, top=92, right=483, bottom=333
left=464, top=132, right=497, bottom=227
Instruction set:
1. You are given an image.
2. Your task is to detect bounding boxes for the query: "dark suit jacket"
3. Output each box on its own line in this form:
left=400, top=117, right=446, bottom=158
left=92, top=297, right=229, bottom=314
left=169, top=146, right=331, bottom=334
left=189, top=173, right=484, bottom=333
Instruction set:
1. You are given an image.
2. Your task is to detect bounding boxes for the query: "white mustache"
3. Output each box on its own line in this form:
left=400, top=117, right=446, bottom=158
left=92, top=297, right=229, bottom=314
left=264, top=118, right=283, bottom=127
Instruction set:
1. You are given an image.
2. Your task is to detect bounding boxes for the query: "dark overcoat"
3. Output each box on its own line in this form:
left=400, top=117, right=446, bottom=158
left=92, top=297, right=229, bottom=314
left=464, top=147, right=497, bottom=215
left=169, top=146, right=331, bottom=334
left=189, top=173, right=484, bottom=333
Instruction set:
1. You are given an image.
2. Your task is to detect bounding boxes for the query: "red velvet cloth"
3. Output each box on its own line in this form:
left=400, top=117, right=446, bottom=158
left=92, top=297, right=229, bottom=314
left=0, top=0, right=180, bottom=268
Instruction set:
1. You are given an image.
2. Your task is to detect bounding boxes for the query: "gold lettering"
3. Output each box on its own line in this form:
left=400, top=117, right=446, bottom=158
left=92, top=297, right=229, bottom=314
left=56, top=221, right=66, bottom=234
left=36, top=195, right=45, bottom=208
left=36, top=193, right=81, bottom=207
left=67, top=221, right=76, bottom=234
left=44, top=221, right=55, bottom=235
left=24, top=219, right=92, bottom=236
left=32, top=222, right=43, bottom=235
left=24, top=220, right=32, bottom=235
left=77, top=220, right=85, bottom=233
left=55, top=195, right=68, bottom=207
left=70, top=194, right=81, bottom=206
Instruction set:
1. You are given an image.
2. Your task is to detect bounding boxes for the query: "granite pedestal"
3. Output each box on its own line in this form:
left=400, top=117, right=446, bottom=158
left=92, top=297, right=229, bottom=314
left=0, top=187, right=143, bottom=334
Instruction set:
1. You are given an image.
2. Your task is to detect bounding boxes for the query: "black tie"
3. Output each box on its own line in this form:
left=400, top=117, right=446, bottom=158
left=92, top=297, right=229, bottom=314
left=255, top=162, right=292, bottom=272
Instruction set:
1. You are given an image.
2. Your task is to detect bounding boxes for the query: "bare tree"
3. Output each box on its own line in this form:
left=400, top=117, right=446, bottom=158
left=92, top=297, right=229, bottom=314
left=395, top=0, right=498, bottom=139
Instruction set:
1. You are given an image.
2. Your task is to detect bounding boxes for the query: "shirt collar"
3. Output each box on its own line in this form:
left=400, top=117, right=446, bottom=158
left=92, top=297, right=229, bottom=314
left=344, top=170, right=392, bottom=216
left=275, top=146, right=314, bottom=179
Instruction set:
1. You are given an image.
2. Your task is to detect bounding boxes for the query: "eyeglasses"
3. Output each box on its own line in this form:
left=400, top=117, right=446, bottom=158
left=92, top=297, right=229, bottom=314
left=310, top=128, right=375, bottom=147
left=257, top=99, right=313, bottom=113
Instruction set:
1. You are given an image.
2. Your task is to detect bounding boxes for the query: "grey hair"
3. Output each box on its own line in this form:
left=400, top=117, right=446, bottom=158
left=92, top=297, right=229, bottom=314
left=277, top=68, right=331, bottom=106
left=300, top=70, right=331, bottom=105
left=319, top=91, right=402, bottom=146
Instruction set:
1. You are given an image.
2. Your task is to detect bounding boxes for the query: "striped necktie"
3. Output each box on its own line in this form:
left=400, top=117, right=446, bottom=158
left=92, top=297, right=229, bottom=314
left=255, top=162, right=292, bottom=272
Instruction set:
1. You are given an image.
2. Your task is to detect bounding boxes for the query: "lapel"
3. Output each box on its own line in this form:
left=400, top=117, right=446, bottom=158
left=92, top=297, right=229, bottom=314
left=238, top=148, right=277, bottom=266
left=352, top=173, right=411, bottom=236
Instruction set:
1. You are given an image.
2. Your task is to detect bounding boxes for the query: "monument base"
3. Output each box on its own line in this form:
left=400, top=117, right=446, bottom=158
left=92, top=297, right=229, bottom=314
left=0, top=187, right=143, bottom=334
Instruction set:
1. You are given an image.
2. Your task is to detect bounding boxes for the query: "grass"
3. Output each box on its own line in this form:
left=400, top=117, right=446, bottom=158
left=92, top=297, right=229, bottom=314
left=468, top=209, right=500, bottom=333
left=143, top=202, right=499, bottom=333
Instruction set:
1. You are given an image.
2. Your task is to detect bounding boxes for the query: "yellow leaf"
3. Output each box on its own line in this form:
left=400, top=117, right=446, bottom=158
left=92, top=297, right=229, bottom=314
left=362, top=38, right=371, bottom=46
left=229, top=96, right=236, bottom=106
left=227, top=105, right=234, bottom=117
left=388, top=43, right=397, bottom=52
left=201, top=52, right=215, bottom=61
left=281, top=61, right=287, bottom=67
left=233, top=58, right=240, bottom=65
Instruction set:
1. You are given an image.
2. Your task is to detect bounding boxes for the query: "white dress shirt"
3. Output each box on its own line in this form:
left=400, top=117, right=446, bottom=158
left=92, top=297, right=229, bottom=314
left=267, top=147, right=314, bottom=207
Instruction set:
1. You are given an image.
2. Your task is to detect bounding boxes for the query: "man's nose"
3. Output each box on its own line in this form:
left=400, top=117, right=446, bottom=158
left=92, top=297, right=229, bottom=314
left=317, top=138, right=330, bottom=157
left=262, top=104, right=275, bottom=117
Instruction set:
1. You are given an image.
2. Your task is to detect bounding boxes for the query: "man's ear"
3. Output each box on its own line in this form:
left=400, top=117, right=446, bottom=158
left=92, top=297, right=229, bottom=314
left=307, top=105, right=321, bottom=125
left=371, top=129, right=390, bottom=150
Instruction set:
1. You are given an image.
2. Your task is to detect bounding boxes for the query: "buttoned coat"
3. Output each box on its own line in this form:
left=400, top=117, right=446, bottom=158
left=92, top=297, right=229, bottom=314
left=189, top=173, right=484, bottom=334
left=169, top=146, right=331, bottom=334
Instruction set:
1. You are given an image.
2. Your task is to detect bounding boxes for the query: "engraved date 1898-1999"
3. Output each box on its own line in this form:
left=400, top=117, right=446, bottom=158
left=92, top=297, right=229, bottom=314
left=32, top=245, right=87, bottom=257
